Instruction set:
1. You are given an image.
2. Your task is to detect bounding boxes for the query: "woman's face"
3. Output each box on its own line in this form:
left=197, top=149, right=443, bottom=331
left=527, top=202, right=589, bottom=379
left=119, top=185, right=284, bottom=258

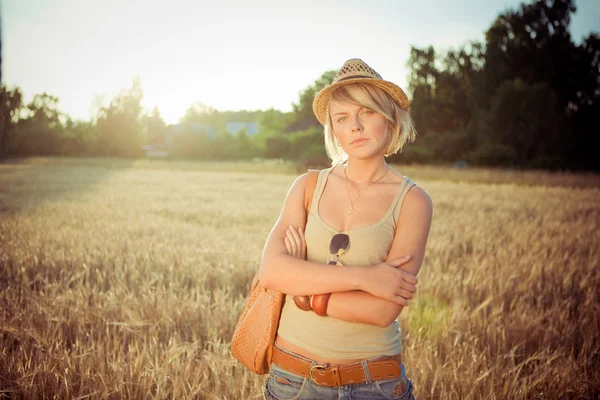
left=329, top=98, right=389, bottom=160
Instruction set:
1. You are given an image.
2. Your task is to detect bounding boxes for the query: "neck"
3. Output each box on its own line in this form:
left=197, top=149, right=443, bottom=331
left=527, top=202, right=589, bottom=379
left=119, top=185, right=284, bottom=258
left=344, top=158, right=388, bottom=183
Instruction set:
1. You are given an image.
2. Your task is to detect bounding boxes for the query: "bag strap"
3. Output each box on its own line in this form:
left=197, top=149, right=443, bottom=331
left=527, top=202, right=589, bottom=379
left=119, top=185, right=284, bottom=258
left=304, top=169, right=319, bottom=214
left=251, top=169, right=320, bottom=292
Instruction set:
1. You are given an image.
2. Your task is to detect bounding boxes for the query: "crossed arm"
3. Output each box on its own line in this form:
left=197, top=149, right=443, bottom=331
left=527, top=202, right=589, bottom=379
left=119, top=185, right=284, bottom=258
left=259, top=173, right=433, bottom=327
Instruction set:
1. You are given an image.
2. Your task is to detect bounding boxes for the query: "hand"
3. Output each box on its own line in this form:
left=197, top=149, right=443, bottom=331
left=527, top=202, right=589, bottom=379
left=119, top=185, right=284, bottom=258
left=284, top=224, right=306, bottom=260
left=361, top=255, right=418, bottom=306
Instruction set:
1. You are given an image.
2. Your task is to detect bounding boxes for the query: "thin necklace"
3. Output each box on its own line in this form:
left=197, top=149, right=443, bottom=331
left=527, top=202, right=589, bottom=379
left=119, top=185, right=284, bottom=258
left=344, top=164, right=389, bottom=216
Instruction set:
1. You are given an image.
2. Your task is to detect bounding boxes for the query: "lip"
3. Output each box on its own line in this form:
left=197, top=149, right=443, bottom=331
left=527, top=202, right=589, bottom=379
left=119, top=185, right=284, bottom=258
left=350, top=138, right=369, bottom=145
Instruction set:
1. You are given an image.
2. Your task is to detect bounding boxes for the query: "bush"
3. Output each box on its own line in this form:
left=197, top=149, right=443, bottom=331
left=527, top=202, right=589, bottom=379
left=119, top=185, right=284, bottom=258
left=528, top=156, right=567, bottom=171
left=170, top=133, right=211, bottom=159
left=265, top=136, right=291, bottom=159
left=467, top=142, right=518, bottom=166
left=395, top=145, right=435, bottom=164
left=431, top=131, right=475, bottom=161
left=297, top=144, right=330, bottom=169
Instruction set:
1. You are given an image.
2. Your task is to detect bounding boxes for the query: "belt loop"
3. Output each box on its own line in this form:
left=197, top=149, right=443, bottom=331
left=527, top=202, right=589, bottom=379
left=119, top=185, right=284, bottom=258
left=361, top=360, right=372, bottom=384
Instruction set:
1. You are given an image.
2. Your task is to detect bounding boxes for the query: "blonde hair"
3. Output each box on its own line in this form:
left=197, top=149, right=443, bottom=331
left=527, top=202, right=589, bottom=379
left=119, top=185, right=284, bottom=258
left=323, top=83, right=416, bottom=165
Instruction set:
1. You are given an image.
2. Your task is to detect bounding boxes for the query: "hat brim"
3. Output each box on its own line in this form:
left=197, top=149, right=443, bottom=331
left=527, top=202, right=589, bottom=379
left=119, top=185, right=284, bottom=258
left=312, top=78, right=410, bottom=126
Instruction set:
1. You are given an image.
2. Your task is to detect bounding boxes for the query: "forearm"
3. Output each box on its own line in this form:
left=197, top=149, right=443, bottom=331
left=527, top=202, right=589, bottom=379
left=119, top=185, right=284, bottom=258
left=259, top=252, right=365, bottom=296
left=326, top=290, right=404, bottom=327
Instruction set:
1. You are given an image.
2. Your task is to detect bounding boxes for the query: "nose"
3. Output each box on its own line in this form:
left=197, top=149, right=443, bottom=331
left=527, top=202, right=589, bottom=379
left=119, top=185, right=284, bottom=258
left=351, top=115, right=363, bottom=132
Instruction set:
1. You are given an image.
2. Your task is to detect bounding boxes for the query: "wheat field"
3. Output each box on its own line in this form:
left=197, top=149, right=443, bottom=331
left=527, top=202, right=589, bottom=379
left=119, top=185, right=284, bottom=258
left=0, top=157, right=598, bottom=399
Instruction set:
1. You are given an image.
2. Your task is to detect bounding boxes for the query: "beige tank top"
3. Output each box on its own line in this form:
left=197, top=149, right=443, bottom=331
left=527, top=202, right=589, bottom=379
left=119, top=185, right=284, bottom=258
left=277, top=166, right=416, bottom=359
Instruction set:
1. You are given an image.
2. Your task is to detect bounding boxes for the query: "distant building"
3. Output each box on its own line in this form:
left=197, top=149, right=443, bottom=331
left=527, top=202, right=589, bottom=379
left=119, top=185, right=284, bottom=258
left=142, top=122, right=260, bottom=158
left=142, top=143, right=168, bottom=158
left=226, top=122, right=260, bottom=136
left=165, top=124, right=216, bottom=144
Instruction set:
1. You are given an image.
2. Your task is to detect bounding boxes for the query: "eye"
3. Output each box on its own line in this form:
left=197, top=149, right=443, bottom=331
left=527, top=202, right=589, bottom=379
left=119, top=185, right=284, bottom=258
left=361, top=109, right=374, bottom=116
left=337, top=116, right=347, bottom=123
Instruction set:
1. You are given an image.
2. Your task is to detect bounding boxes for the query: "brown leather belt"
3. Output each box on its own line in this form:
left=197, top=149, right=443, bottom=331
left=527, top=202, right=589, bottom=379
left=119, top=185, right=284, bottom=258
left=272, top=345, right=402, bottom=387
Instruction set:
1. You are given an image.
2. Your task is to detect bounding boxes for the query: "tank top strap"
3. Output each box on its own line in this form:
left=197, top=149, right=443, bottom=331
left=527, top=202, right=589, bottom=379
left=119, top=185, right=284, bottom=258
left=308, top=166, right=335, bottom=215
left=392, top=176, right=416, bottom=225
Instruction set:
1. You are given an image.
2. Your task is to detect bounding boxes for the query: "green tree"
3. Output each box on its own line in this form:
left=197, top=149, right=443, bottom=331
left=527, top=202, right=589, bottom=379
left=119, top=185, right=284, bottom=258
left=487, top=79, right=561, bottom=166
left=287, top=70, right=336, bottom=132
left=144, top=106, right=166, bottom=145
left=11, top=93, right=64, bottom=156
left=407, top=43, right=483, bottom=137
left=211, top=129, right=235, bottom=160
left=480, top=0, right=598, bottom=169
left=97, top=76, right=144, bottom=157
left=405, top=0, right=599, bottom=170
left=405, top=43, right=483, bottom=163
left=567, top=33, right=600, bottom=170
left=483, top=0, right=577, bottom=110
left=0, top=85, right=23, bottom=158
left=407, top=46, right=438, bottom=135
left=232, top=128, right=260, bottom=160
left=61, top=118, right=98, bottom=156
left=259, top=108, right=289, bottom=134
left=180, top=102, right=220, bottom=128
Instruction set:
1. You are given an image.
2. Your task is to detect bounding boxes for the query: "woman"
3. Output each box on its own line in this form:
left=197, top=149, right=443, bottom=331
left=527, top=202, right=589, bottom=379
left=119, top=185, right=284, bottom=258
left=258, top=58, right=433, bottom=399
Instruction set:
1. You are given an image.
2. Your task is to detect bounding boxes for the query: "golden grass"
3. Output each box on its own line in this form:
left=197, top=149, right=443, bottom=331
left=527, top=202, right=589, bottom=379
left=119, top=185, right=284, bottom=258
left=0, top=157, right=598, bottom=399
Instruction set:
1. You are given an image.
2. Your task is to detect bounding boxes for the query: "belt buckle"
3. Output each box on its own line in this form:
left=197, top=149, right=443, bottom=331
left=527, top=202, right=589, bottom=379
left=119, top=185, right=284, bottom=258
left=309, top=363, right=328, bottom=386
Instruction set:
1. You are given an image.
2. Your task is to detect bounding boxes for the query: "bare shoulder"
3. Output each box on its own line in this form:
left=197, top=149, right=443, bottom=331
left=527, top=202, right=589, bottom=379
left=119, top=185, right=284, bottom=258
left=392, top=184, right=433, bottom=255
left=400, top=185, right=433, bottom=222
left=404, top=184, right=433, bottom=219
left=268, top=172, right=311, bottom=232
left=287, top=173, right=308, bottom=201
left=294, top=172, right=309, bottom=187
left=406, top=184, right=432, bottom=206
left=388, top=179, right=433, bottom=271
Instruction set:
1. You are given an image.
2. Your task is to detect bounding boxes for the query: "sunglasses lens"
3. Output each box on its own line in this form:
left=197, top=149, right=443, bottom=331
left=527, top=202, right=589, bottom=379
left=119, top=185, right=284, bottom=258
left=330, top=233, right=350, bottom=254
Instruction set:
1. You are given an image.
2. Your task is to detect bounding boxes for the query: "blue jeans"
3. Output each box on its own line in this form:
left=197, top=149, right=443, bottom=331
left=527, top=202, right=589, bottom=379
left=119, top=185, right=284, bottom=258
left=263, top=347, right=415, bottom=400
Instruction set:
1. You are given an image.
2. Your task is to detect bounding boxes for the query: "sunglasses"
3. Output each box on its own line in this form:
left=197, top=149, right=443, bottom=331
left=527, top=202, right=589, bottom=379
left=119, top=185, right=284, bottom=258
left=328, top=233, right=350, bottom=265
left=293, top=233, right=350, bottom=312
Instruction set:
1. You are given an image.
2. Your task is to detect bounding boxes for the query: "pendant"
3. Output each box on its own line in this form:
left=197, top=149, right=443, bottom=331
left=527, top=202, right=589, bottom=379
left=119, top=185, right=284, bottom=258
left=348, top=206, right=354, bottom=216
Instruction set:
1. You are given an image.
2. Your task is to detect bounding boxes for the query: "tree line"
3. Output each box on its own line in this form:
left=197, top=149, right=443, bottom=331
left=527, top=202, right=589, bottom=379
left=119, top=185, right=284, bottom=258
left=405, top=0, right=599, bottom=171
left=0, top=0, right=598, bottom=171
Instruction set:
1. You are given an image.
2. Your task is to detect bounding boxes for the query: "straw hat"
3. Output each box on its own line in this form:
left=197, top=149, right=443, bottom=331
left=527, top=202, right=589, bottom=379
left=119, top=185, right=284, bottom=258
left=312, top=58, right=410, bottom=125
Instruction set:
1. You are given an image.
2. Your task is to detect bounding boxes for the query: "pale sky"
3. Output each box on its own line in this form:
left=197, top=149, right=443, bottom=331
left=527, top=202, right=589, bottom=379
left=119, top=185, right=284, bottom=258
left=4, top=0, right=599, bottom=124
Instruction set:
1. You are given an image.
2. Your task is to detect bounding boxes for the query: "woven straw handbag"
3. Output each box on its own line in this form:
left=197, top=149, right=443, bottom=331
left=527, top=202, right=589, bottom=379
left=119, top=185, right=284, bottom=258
left=231, top=169, right=318, bottom=374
